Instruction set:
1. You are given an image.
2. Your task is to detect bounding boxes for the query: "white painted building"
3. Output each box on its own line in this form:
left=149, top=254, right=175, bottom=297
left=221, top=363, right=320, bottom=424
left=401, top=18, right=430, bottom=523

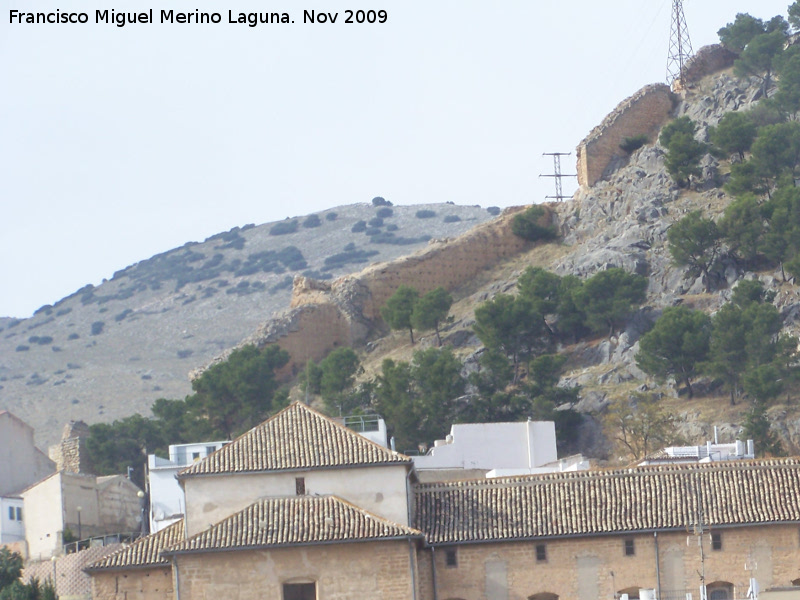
left=412, top=420, right=589, bottom=481
left=638, top=438, right=756, bottom=465
left=147, top=441, right=228, bottom=533
left=0, top=411, right=55, bottom=497
left=0, top=496, right=25, bottom=545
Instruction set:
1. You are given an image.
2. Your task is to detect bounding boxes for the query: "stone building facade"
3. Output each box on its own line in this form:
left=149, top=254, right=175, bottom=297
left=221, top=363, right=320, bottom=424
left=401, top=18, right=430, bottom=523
left=86, top=404, right=800, bottom=600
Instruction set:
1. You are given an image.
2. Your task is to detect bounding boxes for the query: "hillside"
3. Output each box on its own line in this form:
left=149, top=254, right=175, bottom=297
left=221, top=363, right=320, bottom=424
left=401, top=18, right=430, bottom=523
left=240, top=50, right=800, bottom=459
left=7, top=38, right=800, bottom=460
left=0, top=203, right=495, bottom=448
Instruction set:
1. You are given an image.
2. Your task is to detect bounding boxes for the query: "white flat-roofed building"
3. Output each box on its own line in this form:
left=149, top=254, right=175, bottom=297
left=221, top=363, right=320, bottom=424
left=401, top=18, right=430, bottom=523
left=147, top=441, right=228, bottom=533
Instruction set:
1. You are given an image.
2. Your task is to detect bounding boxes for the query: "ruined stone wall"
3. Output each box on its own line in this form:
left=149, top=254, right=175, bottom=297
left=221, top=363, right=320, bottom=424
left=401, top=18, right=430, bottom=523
left=577, top=83, right=675, bottom=188
left=196, top=207, right=540, bottom=381
left=245, top=303, right=355, bottom=379
left=678, top=44, right=737, bottom=90
left=344, top=208, right=532, bottom=321
left=49, top=421, right=92, bottom=475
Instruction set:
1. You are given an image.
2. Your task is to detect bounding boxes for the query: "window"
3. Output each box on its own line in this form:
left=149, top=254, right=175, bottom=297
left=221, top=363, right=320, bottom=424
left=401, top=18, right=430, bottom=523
left=205, top=446, right=217, bottom=456
left=283, top=582, right=316, bottom=600
left=536, top=544, right=547, bottom=562
left=15, top=507, right=22, bottom=522
left=7, top=507, right=13, bottom=521
left=445, top=548, right=458, bottom=567
left=295, top=477, right=306, bottom=496
left=624, top=539, right=635, bottom=556
left=707, top=582, right=734, bottom=600
left=191, top=452, right=201, bottom=462
left=711, top=532, right=722, bottom=551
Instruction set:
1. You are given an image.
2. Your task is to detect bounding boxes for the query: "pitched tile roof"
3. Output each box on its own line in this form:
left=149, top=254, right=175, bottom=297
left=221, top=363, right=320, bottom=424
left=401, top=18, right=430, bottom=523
left=163, top=496, right=422, bottom=555
left=415, top=458, right=800, bottom=545
left=85, top=521, right=184, bottom=571
left=178, top=402, right=410, bottom=478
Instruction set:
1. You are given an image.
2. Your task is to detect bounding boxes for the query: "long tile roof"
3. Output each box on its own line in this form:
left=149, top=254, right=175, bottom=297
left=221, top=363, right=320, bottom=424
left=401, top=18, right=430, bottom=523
left=179, top=402, right=410, bottom=478
left=415, top=458, right=800, bottom=545
left=85, top=520, right=184, bottom=571
left=163, top=496, right=422, bottom=554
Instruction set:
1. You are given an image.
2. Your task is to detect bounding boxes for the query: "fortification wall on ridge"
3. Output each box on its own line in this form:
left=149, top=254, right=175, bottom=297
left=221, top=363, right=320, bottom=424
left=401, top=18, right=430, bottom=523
left=197, top=207, right=542, bottom=380
left=676, top=44, right=737, bottom=90
left=577, top=83, right=675, bottom=188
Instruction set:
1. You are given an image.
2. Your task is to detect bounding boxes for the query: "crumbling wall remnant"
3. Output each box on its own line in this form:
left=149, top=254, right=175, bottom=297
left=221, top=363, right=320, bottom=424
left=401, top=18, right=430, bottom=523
left=577, top=83, right=675, bottom=188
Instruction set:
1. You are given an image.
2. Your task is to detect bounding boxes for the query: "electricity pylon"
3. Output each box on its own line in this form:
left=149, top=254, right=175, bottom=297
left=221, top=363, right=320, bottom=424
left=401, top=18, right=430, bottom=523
left=667, top=0, right=694, bottom=86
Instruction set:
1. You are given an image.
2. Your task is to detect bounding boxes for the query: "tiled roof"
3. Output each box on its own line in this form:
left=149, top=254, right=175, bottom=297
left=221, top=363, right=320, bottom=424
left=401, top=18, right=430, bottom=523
left=415, top=459, right=800, bottom=545
left=163, top=496, right=422, bottom=554
left=178, top=402, right=410, bottom=477
left=85, top=521, right=184, bottom=571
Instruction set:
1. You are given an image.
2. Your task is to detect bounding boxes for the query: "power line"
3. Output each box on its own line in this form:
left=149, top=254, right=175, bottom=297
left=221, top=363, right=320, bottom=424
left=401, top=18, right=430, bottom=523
left=539, top=152, right=577, bottom=202
left=666, top=0, right=694, bottom=86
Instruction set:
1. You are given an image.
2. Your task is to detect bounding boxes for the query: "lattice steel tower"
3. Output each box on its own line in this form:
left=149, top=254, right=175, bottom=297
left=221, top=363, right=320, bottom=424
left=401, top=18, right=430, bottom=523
left=666, top=0, right=694, bottom=86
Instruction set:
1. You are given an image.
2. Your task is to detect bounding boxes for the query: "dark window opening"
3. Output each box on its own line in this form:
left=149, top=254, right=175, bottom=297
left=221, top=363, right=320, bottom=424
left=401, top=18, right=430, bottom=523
left=205, top=446, right=217, bottom=456
left=624, top=539, right=635, bottom=556
left=7, top=507, right=13, bottom=521
left=283, top=582, right=316, bottom=600
left=445, top=548, right=458, bottom=567
left=15, top=507, right=22, bottom=521
left=711, top=532, right=722, bottom=551
left=536, top=544, right=547, bottom=562
left=295, top=477, right=306, bottom=496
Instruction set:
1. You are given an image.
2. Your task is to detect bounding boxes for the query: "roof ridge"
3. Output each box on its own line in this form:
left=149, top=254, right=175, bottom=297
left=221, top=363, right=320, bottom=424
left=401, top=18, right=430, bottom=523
left=85, top=520, right=185, bottom=572
left=178, top=401, right=411, bottom=478
left=164, top=495, right=421, bottom=555
left=414, top=457, right=800, bottom=491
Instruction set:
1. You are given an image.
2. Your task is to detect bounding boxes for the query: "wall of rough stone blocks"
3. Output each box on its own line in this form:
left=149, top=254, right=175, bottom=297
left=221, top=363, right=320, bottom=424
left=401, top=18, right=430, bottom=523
left=416, top=524, right=800, bottom=600
left=576, top=83, right=675, bottom=188
left=214, top=207, right=541, bottom=380
left=348, top=208, right=532, bottom=321
left=90, top=567, right=174, bottom=600
left=174, top=541, right=418, bottom=600
left=678, top=44, right=738, bottom=90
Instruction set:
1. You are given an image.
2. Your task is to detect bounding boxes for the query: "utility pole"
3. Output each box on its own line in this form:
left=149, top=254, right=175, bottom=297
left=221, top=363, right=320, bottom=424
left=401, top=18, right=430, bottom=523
left=539, top=152, right=576, bottom=202
left=667, top=0, right=694, bottom=86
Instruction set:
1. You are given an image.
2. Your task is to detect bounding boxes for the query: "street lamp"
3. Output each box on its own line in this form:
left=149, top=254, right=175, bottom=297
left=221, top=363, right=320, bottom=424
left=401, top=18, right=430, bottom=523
left=137, top=490, right=146, bottom=537
left=76, top=506, right=82, bottom=541
left=50, top=555, right=57, bottom=598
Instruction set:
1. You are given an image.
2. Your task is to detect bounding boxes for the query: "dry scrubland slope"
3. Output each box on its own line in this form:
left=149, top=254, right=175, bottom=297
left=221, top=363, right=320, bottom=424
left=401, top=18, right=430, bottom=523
left=0, top=203, right=495, bottom=447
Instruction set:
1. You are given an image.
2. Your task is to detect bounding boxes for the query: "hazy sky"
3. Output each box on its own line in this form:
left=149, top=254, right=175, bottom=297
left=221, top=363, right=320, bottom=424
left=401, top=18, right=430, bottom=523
left=0, top=0, right=792, bottom=318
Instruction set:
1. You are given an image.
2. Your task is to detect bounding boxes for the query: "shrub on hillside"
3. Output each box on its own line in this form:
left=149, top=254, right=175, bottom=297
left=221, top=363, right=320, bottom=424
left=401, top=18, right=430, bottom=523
left=443, top=215, right=462, bottom=223
left=415, top=210, right=437, bottom=219
left=302, top=214, right=322, bottom=228
left=269, top=220, right=299, bottom=236
left=376, top=207, right=393, bottom=218
left=325, top=212, right=338, bottom=221
left=351, top=220, right=367, bottom=233
left=486, top=206, right=501, bottom=216
left=372, top=197, right=391, bottom=206
left=511, top=206, right=558, bottom=242
left=620, top=134, right=648, bottom=154
left=91, top=321, right=105, bottom=336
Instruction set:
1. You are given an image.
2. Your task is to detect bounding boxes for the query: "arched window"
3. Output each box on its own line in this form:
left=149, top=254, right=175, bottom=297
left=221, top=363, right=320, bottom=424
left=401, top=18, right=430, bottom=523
left=791, top=578, right=800, bottom=586
left=707, top=581, right=734, bottom=600
left=618, top=587, right=641, bottom=600
left=529, top=593, right=559, bottom=600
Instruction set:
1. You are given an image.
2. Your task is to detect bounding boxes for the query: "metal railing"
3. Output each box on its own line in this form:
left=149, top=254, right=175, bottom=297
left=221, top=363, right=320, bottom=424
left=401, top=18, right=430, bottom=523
left=63, top=531, right=142, bottom=554
left=343, top=414, right=381, bottom=433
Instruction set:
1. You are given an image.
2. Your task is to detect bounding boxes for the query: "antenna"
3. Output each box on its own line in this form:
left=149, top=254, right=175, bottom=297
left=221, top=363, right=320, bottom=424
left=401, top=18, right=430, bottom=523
left=667, top=0, right=694, bottom=86
left=539, top=152, right=577, bottom=202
